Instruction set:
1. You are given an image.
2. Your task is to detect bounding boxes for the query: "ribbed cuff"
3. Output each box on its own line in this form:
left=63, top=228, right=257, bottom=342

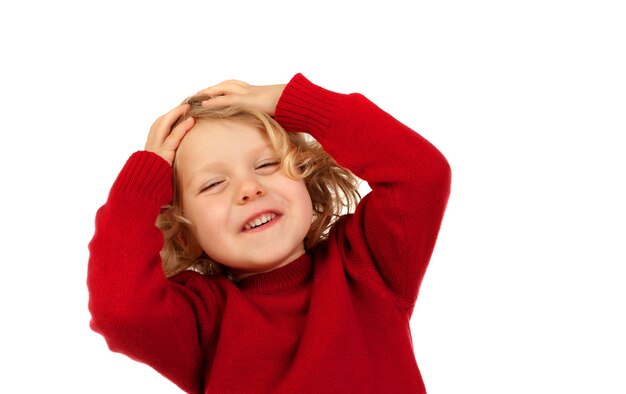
left=109, top=151, right=173, bottom=205
left=275, top=73, right=346, bottom=138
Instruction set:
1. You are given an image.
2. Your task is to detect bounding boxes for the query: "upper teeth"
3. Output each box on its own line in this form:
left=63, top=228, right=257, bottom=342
left=244, top=213, right=276, bottom=230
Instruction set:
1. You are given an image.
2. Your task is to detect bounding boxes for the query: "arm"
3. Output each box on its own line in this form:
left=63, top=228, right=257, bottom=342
left=87, top=106, right=216, bottom=393
left=275, top=74, right=451, bottom=310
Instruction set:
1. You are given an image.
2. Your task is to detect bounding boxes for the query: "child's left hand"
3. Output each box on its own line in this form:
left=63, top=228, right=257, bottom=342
left=198, top=80, right=286, bottom=117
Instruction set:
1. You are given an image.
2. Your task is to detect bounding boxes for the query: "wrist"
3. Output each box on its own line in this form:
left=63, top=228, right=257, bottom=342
left=268, top=84, right=287, bottom=117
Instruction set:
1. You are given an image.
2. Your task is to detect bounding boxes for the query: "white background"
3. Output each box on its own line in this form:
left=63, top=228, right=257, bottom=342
left=1, top=1, right=625, bottom=393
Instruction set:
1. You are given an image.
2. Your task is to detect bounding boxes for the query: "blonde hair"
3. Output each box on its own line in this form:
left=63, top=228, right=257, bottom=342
left=157, top=94, right=361, bottom=278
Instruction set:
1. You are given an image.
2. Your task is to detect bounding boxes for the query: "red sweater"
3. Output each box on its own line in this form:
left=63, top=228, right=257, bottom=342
left=88, top=74, right=451, bottom=393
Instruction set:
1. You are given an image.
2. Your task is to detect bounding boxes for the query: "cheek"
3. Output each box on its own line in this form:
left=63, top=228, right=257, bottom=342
left=290, top=180, right=314, bottom=219
left=183, top=197, right=229, bottom=240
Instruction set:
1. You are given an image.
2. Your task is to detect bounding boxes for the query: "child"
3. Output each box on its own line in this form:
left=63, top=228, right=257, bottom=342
left=88, top=73, right=451, bottom=393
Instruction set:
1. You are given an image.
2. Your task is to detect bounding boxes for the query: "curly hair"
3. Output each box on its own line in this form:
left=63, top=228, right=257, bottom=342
left=157, top=94, right=361, bottom=278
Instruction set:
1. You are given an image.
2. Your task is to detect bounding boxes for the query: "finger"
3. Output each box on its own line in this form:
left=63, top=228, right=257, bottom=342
left=200, top=95, right=235, bottom=109
left=198, top=80, right=249, bottom=97
left=145, top=104, right=190, bottom=151
left=157, top=117, right=195, bottom=165
left=199, top=79, right=247, bottom=92
left=148, top=104, right=190, bottom=141
left=165, top=116, right=195, bottom=149
left=160, top=104, right=190, bottom=128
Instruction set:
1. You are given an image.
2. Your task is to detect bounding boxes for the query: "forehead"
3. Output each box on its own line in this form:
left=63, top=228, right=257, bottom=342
left=180, top=118, right=269, bottom=151
left=175, top=118, right=273, bottom=171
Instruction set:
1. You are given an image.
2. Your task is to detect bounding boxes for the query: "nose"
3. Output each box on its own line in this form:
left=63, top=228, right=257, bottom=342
left=237, top=178, right=266, bottom=204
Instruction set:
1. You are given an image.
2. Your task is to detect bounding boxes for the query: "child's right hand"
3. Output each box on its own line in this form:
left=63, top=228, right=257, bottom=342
left=144, top=104, right=195, bottom=166
left=197, top=80, right=286, bottom=117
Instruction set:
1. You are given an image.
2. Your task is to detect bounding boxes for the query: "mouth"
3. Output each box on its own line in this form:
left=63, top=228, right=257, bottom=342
left=242, top=211, right=281, bottom=232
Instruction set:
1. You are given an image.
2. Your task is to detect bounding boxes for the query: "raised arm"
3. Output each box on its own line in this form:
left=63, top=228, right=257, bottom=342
left=275, top=74, right=451, bottom=310
left=87, top=105, right=216, bottom=393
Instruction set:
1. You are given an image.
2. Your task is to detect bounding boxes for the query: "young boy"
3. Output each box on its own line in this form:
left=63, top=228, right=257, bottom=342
left=88, top=73, right=451, bottom=393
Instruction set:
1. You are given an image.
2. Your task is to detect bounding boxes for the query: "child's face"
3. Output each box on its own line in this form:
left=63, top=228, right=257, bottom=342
left=175, top=119, right=313, bottom=278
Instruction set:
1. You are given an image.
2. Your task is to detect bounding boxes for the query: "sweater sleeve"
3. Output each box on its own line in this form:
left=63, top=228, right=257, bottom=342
left=275, top=74, right=451, bottom=310
left=87, top=151, right=220, bottom=394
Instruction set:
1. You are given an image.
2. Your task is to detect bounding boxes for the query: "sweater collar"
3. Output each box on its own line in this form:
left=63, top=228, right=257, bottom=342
left=235, top=253, right=313, bottom=294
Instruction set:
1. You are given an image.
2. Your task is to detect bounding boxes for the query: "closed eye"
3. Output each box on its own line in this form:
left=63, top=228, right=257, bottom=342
left=199, top=179, right=225, bottom=193
left=257, top=161, right=280, bottom=169
left=256, top=160, right=281, bottom=170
